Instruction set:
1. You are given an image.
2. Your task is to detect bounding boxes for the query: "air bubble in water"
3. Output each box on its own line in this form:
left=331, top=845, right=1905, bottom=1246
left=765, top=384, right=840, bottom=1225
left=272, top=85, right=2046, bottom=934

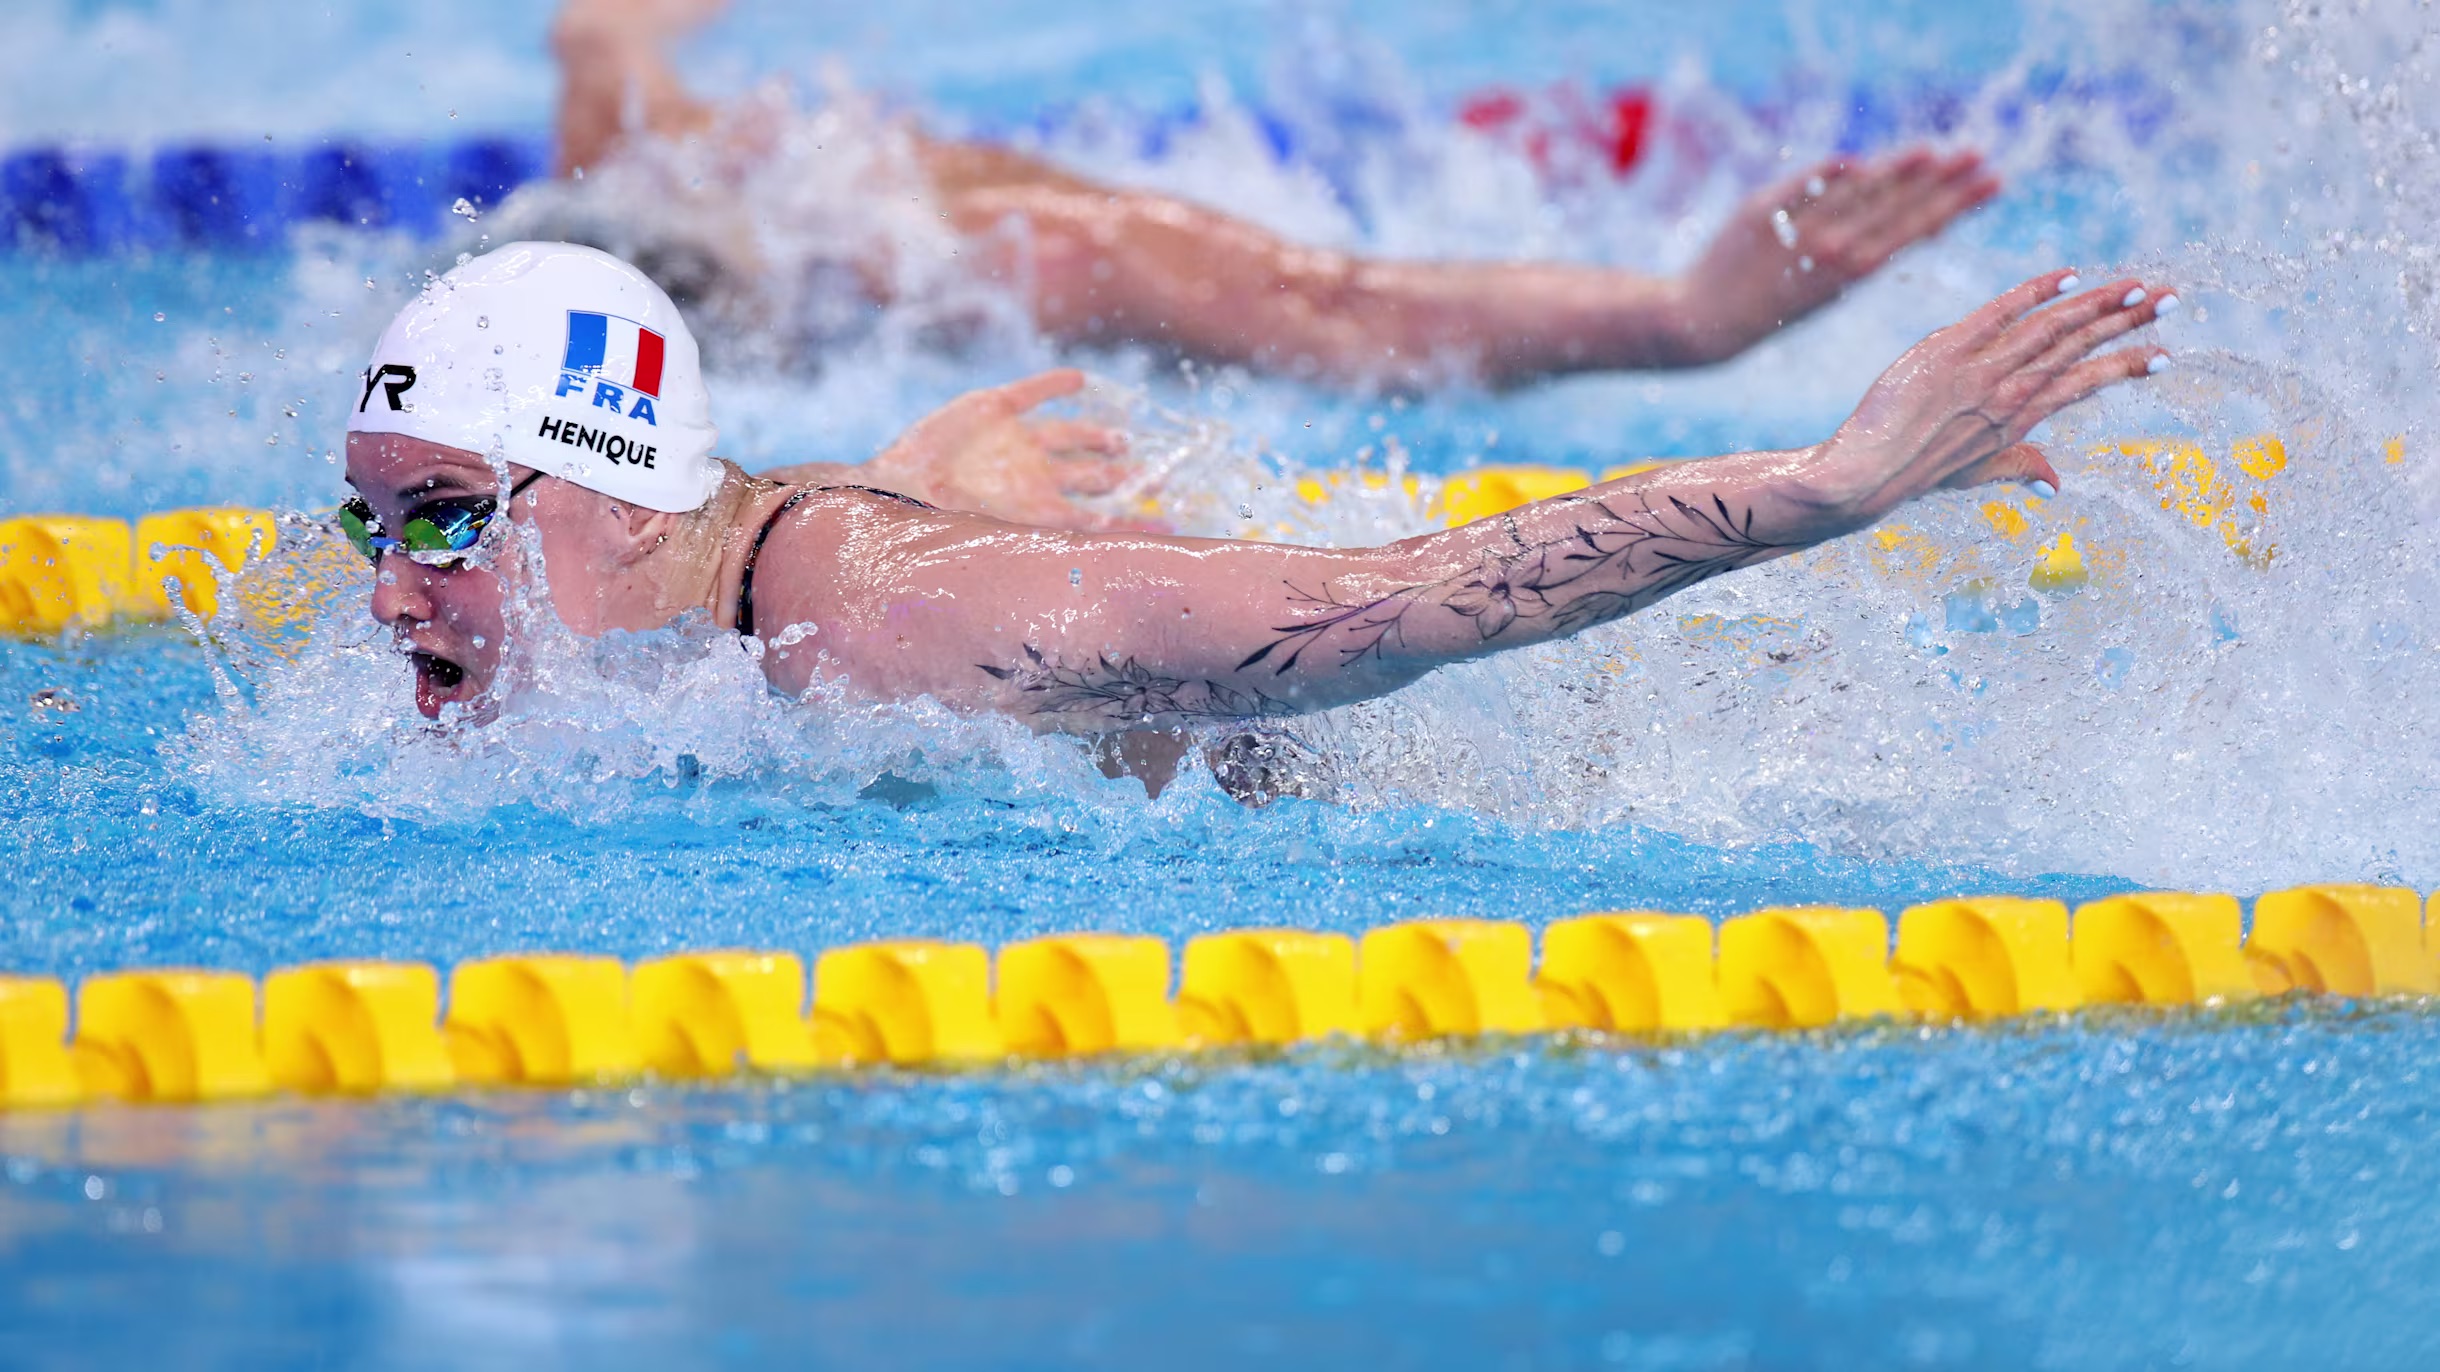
left=451, top=198, right=479, bottom=220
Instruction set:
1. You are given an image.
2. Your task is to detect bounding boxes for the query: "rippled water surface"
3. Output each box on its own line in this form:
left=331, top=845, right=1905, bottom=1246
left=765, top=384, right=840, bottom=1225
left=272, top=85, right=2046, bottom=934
left=9, top=0, right=2440, bottom=1365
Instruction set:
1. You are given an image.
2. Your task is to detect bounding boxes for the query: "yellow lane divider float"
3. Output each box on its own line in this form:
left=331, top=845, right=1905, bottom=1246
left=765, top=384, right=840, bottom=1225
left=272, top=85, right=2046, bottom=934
left=1, top=508, right=274, bottom=634
left=3, top=885, right=2437, bottom=1110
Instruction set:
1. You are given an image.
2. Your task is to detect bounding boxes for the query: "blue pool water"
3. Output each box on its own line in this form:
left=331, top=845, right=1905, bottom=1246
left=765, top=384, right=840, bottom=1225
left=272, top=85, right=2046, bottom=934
left=10, top=0, right=2440, bottom=1365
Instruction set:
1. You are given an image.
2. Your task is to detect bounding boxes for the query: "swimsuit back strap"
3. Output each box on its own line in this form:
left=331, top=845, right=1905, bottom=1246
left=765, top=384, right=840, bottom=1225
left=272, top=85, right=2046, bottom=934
left=736, top=488, right=814, bottom=639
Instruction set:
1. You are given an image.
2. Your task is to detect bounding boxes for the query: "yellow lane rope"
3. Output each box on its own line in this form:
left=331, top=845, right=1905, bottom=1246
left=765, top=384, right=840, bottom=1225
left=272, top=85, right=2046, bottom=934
left=0, top=887, right=2429, bottom=1108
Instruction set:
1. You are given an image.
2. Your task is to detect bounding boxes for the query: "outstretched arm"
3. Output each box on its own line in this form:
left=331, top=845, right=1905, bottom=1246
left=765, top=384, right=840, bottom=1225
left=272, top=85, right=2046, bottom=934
left=926, top=138, right=1997, bottom=388
left=753, top=271, right=2169, bottom=729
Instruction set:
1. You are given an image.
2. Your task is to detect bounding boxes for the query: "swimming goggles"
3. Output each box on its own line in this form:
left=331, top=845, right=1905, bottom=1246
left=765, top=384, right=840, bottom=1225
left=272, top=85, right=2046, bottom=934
left=339, top=472, right=546, bottom=570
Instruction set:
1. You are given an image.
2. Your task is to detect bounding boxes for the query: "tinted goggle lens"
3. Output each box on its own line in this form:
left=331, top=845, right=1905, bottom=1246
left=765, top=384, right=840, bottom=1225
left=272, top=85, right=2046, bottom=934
left=340, top=496, right=498, bottom=565
left=402, top=499, right=497, bottom=554
left=339, top=498, right=381, bottom=559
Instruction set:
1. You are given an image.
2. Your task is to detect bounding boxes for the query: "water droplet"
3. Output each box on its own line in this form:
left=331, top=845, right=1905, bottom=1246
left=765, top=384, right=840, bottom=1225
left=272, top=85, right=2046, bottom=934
left=1771, top=207, right=1800, bottom=248
left=451, top=197, right=479, bottom=220
left=1069, top=567, right=1083, bottom=586
left=364, top=278, right=377, bottom=290
left=476, top=316, right=489, bottom=329
left=152, top=311, right=165, bottom=322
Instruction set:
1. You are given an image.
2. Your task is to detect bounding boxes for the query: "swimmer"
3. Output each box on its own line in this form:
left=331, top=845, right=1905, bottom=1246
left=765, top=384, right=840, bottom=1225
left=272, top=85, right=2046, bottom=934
left=345, top=244, right=2172, bottom=753
left=533, top=0, right=2004, bottom=389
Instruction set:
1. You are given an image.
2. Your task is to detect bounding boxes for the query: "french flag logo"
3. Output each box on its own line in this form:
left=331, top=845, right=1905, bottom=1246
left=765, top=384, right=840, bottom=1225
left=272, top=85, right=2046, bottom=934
left=561, top=311, right=666, bottom=398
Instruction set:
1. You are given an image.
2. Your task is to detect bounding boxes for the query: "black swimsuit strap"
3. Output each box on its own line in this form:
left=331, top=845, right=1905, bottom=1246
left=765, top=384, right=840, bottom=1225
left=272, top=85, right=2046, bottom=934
left=735, top=489, right=813, bottom=639
left=734, top=484, right=938, bottom=639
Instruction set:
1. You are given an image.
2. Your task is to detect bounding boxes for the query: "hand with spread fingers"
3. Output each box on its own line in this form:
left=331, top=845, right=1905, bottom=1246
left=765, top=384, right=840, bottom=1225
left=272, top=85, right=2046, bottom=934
left=762, top=369, right=1162, bottom=533
left=1672, top=146, right=2004, bottom=364
left=1804, top=269, right=2176, bottom=528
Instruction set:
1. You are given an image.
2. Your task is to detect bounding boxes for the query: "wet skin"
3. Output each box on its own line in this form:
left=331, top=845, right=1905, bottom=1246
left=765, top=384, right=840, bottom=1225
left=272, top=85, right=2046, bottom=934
left=350, top=272, right=2173, bottom=732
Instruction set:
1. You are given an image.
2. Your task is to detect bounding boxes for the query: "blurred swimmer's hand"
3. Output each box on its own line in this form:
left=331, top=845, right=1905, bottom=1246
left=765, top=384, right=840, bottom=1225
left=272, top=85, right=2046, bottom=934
left=1803, top=269, right=2174, bottom=527
left=1670, top=147, right=2002, bottom=363
left=763, top=370, right=1166, bottom=534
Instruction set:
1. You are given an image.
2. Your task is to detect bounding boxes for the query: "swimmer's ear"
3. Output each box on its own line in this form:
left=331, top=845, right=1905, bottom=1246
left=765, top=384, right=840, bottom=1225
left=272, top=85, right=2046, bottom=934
left=605, top=501, right=685, bottom=567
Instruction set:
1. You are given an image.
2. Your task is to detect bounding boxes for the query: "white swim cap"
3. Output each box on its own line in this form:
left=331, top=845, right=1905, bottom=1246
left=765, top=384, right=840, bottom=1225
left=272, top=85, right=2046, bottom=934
left=347, top=241, right=722, bottom=513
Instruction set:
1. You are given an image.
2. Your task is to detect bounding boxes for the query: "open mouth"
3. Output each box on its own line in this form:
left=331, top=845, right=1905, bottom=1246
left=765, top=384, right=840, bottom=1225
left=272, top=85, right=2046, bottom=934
left=410, top=650, right=470, bottom=720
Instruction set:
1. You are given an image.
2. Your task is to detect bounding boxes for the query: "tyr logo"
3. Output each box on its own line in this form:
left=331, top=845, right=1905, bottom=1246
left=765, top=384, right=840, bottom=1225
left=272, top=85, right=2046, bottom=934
left=357, top=364, right=419, bottom=413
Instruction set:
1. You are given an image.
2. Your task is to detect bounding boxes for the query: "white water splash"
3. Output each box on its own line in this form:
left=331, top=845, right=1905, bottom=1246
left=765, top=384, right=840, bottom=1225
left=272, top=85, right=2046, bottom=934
left=158, top=0, right=2440, bottom=893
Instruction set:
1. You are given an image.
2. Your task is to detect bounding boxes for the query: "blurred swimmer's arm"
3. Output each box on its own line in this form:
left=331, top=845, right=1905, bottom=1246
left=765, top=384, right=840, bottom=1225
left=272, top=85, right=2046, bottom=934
left=924, top=139, right=1996, bottom=387
left=755, top=371, right=1164, bottom=533
left=752, top=272, right=2169, bottom=730
left=551, top=0, right=726, bottom=175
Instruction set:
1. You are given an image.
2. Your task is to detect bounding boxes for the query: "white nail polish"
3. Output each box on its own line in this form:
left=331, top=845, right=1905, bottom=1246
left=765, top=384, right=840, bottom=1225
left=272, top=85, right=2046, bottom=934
left=2056, top=274, right=2081, bottom=294
left=2121, top=287, right=2147, bottom=308
left=2153, top=293, right=2180, bottom=316
left=2031, top=480, right=2057, bottom=499
left=2147, top=353, right=2172, bottom=375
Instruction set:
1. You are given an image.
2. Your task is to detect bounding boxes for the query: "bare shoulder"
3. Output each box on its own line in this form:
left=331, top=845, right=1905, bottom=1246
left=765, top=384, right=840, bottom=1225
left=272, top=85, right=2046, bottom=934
left=745, top=488, right=1084, bottom=696
left=747, top=487, right=1035, bottom=627
left=756, top=484, right=957, bottom=586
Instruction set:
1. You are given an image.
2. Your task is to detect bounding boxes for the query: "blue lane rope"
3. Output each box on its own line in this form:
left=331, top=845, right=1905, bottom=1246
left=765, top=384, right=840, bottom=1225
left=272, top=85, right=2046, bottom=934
left=0, top=135, right=550, bottom=254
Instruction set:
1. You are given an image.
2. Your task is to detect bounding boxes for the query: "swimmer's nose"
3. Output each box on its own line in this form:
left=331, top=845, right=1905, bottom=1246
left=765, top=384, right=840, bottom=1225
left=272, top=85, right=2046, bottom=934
left=367, top=551, right=434, bottom=628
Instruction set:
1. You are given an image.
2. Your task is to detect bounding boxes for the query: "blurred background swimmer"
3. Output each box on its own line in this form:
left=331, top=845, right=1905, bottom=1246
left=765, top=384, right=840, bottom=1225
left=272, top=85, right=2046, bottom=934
left=505, top=0, right=2004, bottom=394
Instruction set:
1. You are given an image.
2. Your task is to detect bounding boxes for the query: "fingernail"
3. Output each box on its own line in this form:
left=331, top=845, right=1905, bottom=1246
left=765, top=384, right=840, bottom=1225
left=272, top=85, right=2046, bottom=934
left=2147, top=353, right=2172, bottom=375
left=2153, top=293, right=2180, bottom=317
left=2031, top=479, right=2057, bottom=499
left=2121, top=287, right=2147, bottom=308
left=2056, top=274, right=2081, bottom=294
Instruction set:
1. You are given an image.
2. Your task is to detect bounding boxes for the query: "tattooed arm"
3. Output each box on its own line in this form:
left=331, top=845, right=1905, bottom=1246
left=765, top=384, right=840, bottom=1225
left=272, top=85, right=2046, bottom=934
left=745, top=270, right=2172, bottom=730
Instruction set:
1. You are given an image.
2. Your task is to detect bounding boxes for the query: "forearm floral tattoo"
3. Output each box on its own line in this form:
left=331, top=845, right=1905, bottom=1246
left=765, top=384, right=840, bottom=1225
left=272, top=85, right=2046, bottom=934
left=1239, top=490, right=1793, bottom=673
left=979, top=645, right=1299, bottom=724
left=982, top=488, right=1792, bottom=724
